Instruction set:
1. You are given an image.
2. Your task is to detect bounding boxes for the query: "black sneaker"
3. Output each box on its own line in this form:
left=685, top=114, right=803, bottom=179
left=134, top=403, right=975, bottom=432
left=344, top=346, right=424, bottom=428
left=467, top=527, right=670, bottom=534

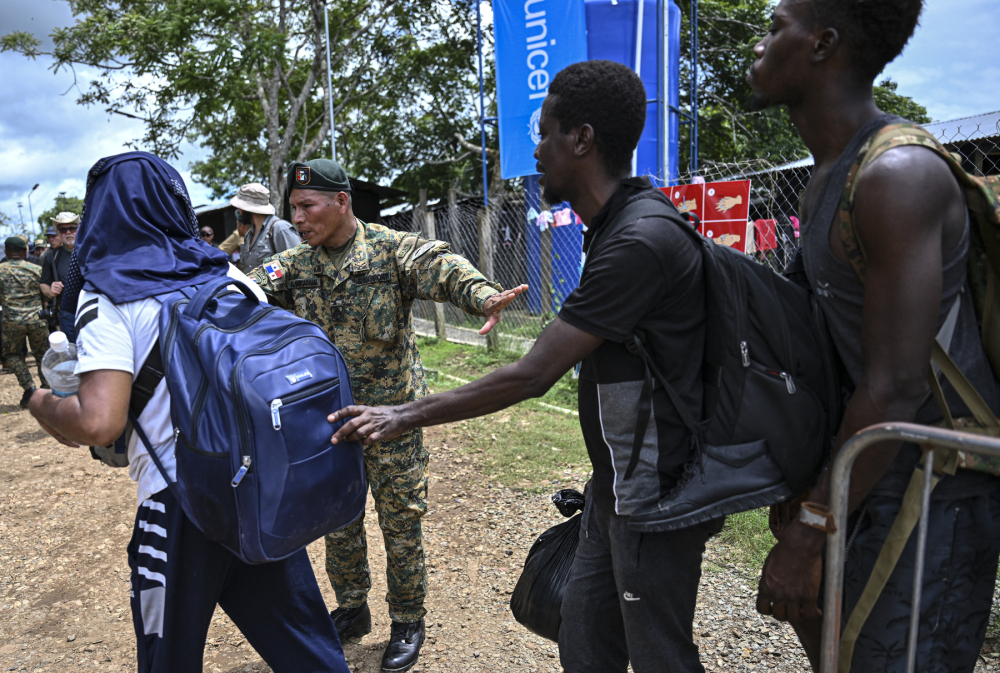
left=19, top=387, right=36, bottom=409
left=627, top=440, right=792, bottom=532
left=330, top=602, right=372, bottom=641
left=381, top=619, right=425, bottom=673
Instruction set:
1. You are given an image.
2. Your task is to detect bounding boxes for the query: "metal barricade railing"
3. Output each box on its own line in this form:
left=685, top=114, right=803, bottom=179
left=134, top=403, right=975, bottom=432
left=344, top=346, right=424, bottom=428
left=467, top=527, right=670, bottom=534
left=821, top=422, right=1000, bottom=673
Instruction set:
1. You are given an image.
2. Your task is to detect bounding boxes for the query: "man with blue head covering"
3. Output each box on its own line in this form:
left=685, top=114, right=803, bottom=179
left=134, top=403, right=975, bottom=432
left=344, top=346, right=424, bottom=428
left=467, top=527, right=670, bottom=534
left=28, top=152, right=351, bottom=673
left=250, top=157, right=527, bottom=673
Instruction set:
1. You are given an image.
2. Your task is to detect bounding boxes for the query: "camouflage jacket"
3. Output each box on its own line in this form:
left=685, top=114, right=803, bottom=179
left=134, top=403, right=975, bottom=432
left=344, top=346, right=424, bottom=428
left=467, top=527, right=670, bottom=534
left=250, top=219, right=501, bottom=406
left=0, top=260, right=44, bottom=325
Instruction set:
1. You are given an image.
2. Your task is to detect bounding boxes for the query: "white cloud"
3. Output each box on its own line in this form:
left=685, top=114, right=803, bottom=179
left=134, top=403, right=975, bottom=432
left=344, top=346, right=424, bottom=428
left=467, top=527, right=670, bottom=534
left=883, top=0, right=1000, bottom=122
left=0, top=0, right=996, bottom=229
left=0, top=0, right=213, bottom=227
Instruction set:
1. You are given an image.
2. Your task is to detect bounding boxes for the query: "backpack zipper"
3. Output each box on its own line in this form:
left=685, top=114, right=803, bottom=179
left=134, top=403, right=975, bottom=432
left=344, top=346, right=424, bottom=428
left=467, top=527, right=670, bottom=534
left=231, top=455, right=252, bottom=487
left=740, top=341, right=749, bottom=367
left=269, top=379, right=340, bottom=431
left=193, top=305, right=278, bottom=343
left=270, top=399, right=283, bottom=430
left=781, top=372, right=796, bottom=394
left=230, top=333, right=330, bottom=472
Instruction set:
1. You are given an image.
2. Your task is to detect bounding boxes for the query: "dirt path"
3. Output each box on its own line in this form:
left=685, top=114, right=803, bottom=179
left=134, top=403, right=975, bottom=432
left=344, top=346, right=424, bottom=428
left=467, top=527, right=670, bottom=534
left=5, top=365, right=996, bottom=673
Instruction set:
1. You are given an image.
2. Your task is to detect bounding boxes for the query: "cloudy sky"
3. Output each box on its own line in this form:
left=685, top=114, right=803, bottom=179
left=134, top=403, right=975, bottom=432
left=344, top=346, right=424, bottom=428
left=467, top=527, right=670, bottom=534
left=0, top=0, right=997, bottom=230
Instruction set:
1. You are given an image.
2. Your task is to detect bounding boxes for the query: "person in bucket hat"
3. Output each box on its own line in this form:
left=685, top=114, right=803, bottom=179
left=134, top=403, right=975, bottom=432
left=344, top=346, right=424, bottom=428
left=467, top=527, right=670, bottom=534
left=40, top=212, right=80, bottom=341
left=229, top=183, right=299, bottom=271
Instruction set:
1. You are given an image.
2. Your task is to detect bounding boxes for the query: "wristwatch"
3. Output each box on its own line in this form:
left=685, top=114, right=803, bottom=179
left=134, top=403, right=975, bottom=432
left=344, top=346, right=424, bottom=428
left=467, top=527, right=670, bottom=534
left=798, top=501, right=838, bottom=534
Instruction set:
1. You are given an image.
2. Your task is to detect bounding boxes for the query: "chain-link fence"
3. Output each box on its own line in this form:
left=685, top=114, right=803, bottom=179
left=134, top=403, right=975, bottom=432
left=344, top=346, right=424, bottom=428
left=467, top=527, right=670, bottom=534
left=385, top=114, right=1000, bottom=352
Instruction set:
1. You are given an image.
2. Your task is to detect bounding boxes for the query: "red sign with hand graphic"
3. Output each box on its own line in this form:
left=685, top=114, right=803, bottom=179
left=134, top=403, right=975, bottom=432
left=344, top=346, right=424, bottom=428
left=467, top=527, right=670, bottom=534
left=662, top=179, right=752, bottom=253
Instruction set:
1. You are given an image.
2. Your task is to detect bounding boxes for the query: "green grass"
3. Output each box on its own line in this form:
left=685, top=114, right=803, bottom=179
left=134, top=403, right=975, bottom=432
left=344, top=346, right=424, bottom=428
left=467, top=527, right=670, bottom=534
left=415, top=335, right=777, bottom=569
left=715, top=509, right=777, bottom=568
left=416, top=336, right=578, bottom=409
left=415, top=336, right=588, bottom=489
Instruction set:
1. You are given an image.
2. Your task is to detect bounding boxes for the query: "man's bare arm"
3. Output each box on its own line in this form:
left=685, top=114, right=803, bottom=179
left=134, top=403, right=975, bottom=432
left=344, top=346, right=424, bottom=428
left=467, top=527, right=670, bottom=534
left=758, top=145, right=966, bottom=620
left=329, top=317, right=604, bottom=444
left=29, top=370, right=133, bottom=447
left=40, top=282, right=62, bottom=298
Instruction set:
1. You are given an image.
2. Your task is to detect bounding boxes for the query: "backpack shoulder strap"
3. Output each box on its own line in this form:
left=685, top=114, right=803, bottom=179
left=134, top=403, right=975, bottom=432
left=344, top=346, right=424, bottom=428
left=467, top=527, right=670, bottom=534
left=130, top=337, right=164, bottom=421
left=587, top=190, right=688, bottom=259
left=838, top=122, right=970, bottom=281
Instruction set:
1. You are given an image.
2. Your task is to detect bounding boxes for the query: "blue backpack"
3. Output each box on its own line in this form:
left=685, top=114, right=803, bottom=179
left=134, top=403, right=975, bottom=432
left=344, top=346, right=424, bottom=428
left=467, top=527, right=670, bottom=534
left=131, top=275, right=367, bottom=564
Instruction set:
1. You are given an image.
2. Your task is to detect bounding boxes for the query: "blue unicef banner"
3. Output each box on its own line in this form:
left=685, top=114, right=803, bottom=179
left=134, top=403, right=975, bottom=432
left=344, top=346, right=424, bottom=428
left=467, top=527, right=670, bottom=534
left=495, top=0, right=588, bottom=179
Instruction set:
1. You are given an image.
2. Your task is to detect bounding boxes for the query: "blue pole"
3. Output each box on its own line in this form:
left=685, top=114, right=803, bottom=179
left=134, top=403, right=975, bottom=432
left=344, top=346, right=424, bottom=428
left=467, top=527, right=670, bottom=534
left=477, top=0, right=489, bottom=208
left=690, top=0, right=698, bottom=173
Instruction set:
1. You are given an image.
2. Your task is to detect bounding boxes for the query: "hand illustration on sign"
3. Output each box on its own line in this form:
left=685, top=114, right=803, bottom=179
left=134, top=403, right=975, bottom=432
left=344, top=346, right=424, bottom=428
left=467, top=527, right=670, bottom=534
left=714, top=195, right=743, bottom=213
left=678, top=199, right=698, bottom=213
left=714, top=233, right=741, bottom=247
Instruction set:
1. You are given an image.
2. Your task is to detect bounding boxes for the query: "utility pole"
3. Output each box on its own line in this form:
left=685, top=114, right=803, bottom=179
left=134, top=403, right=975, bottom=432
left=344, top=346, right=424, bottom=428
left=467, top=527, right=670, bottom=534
left=476, top=0, right=489, bottom=208
left=324, top=2, right=337, bottom=162
left=26, top=184, right=39, bottom=230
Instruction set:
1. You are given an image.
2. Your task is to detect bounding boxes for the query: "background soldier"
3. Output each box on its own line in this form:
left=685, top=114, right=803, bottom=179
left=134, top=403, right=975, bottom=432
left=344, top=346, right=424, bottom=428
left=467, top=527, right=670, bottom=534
left=230, top=182, right=300, bottom=272
left=250, top=158, right=525, bottom=673
left=0, top=237, right=49, bottom=407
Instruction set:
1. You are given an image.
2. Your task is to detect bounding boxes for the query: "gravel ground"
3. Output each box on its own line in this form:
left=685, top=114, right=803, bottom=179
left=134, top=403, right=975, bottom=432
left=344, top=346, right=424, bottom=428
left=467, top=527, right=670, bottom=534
left=2, top=363, right=999, bottom=672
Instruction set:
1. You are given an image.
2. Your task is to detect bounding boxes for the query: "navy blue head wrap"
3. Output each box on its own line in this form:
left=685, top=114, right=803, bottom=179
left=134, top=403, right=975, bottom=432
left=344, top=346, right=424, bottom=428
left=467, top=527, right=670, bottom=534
left=62, top=152, right=229, bottom=311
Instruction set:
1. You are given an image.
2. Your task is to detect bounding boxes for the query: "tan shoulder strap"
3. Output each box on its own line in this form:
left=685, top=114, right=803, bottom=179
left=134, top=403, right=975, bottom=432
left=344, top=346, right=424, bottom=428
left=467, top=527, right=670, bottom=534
left=838, top=124, right=961, bottom=280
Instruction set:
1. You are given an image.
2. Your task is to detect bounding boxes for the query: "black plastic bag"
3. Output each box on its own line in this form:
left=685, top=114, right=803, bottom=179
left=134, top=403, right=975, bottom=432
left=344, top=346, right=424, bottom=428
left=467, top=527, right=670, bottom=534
left=509, top=489, right=586, bottom=642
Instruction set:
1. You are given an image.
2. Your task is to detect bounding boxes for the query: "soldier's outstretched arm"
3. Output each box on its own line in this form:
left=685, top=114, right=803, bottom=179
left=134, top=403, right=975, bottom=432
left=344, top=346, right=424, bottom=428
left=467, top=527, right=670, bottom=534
left=329, top=316, right=602, bottom=445
left=396, top=236, right=506, bottom=315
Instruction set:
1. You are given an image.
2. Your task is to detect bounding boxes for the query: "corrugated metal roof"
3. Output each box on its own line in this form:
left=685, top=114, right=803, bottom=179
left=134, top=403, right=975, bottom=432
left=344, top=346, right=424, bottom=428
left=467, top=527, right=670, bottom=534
left=194, top=200, right=231, bottom=214
left=925, top=110, right=1000, bottom=144
left=731, top=110, right=1000, bottom=178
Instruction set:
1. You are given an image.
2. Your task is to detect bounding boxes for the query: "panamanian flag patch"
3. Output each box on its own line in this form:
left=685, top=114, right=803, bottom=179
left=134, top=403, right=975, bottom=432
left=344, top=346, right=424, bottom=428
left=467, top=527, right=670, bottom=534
left=264, top=260, right=284, bottom=281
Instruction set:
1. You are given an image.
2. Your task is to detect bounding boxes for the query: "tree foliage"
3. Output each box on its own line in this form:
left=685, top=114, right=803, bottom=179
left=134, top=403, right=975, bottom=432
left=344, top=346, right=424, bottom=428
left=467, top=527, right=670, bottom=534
left=0, top=209, right=40, bottom=240
left=676, top=0, right=931, bottom=174
left=36, top=194, right=84, bottom=230
left=1, top=0, right=482, bottom=205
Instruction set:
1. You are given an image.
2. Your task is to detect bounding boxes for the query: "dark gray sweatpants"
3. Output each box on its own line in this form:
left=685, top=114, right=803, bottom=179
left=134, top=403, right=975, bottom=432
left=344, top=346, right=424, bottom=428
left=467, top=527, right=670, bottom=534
left=558, top=493, right=723, bottom=673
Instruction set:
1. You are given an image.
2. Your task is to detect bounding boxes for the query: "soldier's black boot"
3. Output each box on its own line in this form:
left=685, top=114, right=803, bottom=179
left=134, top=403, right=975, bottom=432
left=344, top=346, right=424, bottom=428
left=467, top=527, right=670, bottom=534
left=381, top=618, right=424, bottom=673
left=330, top=602, right=372, bottom=641
left=19, top=387, right=36, bottom=409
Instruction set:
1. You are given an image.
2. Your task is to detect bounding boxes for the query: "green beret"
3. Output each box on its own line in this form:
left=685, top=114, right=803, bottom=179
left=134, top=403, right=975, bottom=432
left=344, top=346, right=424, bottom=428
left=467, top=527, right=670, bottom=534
left=4, top=236, right=27, bottom=250
left=287, top=158, right=352, bottom=195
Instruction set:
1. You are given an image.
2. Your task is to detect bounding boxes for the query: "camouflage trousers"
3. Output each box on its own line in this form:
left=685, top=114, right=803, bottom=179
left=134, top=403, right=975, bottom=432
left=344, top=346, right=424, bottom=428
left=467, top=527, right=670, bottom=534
left=325, top=428, right=428, bottom=623
left=2, top=320, right=48, bottom=393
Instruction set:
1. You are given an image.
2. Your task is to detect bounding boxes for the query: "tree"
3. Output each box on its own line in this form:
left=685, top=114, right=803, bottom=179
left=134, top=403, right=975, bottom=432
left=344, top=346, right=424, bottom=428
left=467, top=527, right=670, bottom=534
left=675, top=0, right=931, bottom=173
left=874, top=78, right=931, bottom=124
left=2, top=0, right=465, bottom=206
left=0, top=210, right=38, bottom=240
left=340, top=0, right=499, bottom=202
left=36, top=194, right=85, bottom=230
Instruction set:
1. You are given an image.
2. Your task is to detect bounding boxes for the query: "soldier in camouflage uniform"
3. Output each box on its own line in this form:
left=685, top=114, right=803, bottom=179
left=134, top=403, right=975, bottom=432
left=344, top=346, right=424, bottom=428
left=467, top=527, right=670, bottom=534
left=0, top=237, right=49, bottom=407
left=250, top=158, right=526, bottom=673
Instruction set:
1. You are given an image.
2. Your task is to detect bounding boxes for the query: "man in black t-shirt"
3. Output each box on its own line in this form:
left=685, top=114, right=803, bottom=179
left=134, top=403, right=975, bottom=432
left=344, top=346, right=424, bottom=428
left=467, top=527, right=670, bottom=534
left=326, top=60, right=716, bottom=672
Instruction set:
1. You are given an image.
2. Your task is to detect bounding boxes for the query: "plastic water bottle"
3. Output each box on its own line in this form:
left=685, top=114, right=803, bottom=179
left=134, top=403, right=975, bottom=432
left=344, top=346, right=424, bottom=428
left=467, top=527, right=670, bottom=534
left=41, top=332, right=80, bottom=397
